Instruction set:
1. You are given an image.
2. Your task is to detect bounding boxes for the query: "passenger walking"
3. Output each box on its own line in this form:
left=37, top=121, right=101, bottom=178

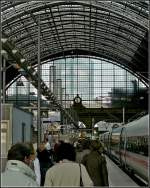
left=1, top=143, right=38, bottom=187
left=25, top=142, right=41, bottom=186
left=45, top=138, right=51, bottom=152
left=82, top=139, right=109, bottom=186
left=76, top=139, right=91, bottom=163
left=48, top=131, right=53, bottom=148
left=44, top=130, right=49, bottom=141
left=53, top=140, right=64, bottom=162
left=37, top=142, right=53, bottom=186
left=44, top=142, right=93, bottom=187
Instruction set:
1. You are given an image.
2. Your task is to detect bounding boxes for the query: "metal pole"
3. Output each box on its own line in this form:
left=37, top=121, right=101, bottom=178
left=0, top=3, right=2, bottom=124
left=37, top=17, right=41, bottom=147
left=16, top=82, right=18, bottom=105
left=0, top=55, right=1, bottom=122
left=66, top=94, right=69, bottom=109
left=60, top=84, right=62, bottom=105
left=2, top=57, right=6, bottom=103
left=123, top=106, right=125, bottom=124
left=92, top=117, right=94, bottom=139
left=27, top=81, right=30, bottom=106
left=62, top=88, right=65, bottom=107
left=53, top=66, right=56, bottom=96
left=49, top=66, right=51, bottom=91
left=49, top=66, right=53, bottom=92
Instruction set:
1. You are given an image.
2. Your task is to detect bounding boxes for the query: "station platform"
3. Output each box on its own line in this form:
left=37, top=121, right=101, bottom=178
left=33, top=143, right=139, bottom=186
left=106, top=156, right=139, bottom=187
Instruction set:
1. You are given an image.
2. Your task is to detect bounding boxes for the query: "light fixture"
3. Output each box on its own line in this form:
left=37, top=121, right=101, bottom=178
left=12, top=49, right=18, bottom=54
left=140, top=96, right=144, bottom=100
left=27, top=66, right=32, bottom=70
left=1, top=38, right=7, bottom=43
left=1, top=50, right=7, bottom=54
left=32, top=70, right=37, bottom=75
left=1, top=50, right=8, bottom=59
left=18, top=68, right=25, bottom=72
left=20, top=58, right=25, bottom=63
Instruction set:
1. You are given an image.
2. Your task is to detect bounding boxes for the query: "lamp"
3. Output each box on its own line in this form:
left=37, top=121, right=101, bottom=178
left=1, top=50, right=8, bottom=59
left=12, top=49, right=18, bottom=54
left=1, top=38, right=7, bottom=43
left=27, top=66, right=32, bottom=70
left=1, top=50, right=7, bottom=54
left=20, top=58, right=25, bottom=63
left=32, top=70, right=37, bottom=76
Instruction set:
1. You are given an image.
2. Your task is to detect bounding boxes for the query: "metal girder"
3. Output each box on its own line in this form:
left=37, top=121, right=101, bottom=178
left=2, top=33, right=79, bottom=128
left=1, top=0, right=149, bottom=86
left=12, top=21, right=141, bottom=48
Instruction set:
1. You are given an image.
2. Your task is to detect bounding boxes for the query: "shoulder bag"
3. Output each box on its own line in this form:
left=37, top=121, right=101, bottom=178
left=79, top=163, right=83, bottom=186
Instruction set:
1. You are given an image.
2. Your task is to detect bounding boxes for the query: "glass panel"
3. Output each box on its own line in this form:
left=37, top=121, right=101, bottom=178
left=6, top=57, right=147, bottom=108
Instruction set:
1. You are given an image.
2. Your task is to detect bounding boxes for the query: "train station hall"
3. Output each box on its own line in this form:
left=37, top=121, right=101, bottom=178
left=1, top=0, right=149, bottom=187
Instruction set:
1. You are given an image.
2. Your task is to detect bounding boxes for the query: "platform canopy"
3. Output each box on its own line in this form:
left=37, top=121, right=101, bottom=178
left=1, top=0, right=149, bottom=85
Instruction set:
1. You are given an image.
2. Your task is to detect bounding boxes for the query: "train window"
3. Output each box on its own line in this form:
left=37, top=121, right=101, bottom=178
left=111, top=133, right=120, bottom=150
left=139, top=136, right=148, bottom=156
left=126, top=136, right=148, bottom=156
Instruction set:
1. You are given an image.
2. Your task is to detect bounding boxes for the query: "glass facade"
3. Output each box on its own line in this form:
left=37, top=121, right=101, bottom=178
left=6, top=57, right=147, bottom=108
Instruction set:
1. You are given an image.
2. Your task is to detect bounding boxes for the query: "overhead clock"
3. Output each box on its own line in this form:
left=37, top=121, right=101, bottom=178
left=74, top=94, right=82, bottom=104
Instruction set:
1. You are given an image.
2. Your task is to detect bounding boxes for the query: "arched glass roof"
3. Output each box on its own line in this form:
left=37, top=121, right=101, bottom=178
left=6, top=57, right=147, bottom=109
left=1, top=0, right=149, bottom=85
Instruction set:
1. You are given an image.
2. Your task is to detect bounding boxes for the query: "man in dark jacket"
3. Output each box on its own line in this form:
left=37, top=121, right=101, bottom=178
left=37, top=142, right=53, bottom=186
left=82, top=139, right=109, bottom=186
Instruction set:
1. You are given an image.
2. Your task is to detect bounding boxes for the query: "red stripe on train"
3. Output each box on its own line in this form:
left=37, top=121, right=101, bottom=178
left=115, top=150, right=148, bottom=168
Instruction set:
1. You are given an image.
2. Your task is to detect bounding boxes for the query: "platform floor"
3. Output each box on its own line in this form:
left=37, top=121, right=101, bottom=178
left=105, top=156, right=139, bottom=187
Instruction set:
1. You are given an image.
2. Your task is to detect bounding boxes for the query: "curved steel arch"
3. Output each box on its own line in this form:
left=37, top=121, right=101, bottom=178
left=1, top=0, right=148, bottom=85
left=4, top=10, right=145, bottom=39
left=12, top=18, right=143, bottom=48
left=27, top=47, right=143, bottom=77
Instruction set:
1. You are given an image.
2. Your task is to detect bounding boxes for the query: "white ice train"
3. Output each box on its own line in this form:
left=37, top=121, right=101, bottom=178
left=100, top=115, right=149, bottom=183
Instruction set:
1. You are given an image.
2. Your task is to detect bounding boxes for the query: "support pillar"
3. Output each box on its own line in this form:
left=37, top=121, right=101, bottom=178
left=37, top=17, right=41, bottom=147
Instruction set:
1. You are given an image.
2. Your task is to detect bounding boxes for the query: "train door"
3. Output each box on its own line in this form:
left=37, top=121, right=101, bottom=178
left=120, top=127, right=127, bottom=167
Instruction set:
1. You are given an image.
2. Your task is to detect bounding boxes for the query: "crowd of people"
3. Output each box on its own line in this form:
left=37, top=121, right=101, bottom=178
left=1, top=132, right=109, bottom=187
